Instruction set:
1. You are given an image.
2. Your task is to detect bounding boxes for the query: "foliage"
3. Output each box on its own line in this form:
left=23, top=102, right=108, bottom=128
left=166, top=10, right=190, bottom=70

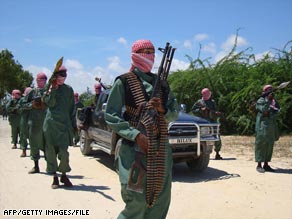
left=79, top=91, right=95, bottom=107
left=0, top=49, right=33, bottom=98
left=169, top=36, right=292, bottom=135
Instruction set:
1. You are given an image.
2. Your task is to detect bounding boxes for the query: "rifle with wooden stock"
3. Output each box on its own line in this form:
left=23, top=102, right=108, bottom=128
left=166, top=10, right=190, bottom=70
left=42, top=57, right=63, bottom=99
left=127, top=42, right=176, bottom=207
left=249, top=81, right=290, bottom=114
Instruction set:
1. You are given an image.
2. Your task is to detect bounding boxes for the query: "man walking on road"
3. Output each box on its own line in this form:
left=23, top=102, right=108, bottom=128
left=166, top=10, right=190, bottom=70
left=106, top=39, right=178, bottom=219
left=6, top=89, right=21, bottom=149
left=43, top=66, right=75, bottom=189
left=23, top=73, right=48, bottom=173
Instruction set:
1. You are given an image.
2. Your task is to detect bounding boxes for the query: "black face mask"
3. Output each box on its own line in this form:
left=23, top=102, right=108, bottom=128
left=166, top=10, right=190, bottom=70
left=56, top=70, right=67, bottom=77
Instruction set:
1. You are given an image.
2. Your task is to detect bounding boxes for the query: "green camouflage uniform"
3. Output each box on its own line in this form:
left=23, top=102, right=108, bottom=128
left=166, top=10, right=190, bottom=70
left=18, top=96, right=31, bottom=150
left=191, top=98, right=222, bottom=152
left=255, top=97, right=280, bottom=162
left=43, top=84, right=75, bottom=174
left=6, top=98, right=21, bottom=146
left=23, top=88, right=47, bottom=161
left=106, top=68, right=179, bottom=219
left=73, top=101, right=84, bottom=144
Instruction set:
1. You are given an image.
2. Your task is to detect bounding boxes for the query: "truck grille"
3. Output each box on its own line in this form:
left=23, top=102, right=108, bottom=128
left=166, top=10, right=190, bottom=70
left=168, top=123, right=197, bottom=137
left=168, top=122, right=220, bottom=139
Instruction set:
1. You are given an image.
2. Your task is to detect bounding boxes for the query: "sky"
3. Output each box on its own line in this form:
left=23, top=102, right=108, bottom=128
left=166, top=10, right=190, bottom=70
left=1, top=0, right=291, bottom=94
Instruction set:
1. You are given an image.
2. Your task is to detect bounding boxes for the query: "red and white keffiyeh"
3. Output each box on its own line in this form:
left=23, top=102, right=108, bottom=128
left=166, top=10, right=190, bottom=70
left=130, top=39, right=155, bottom=73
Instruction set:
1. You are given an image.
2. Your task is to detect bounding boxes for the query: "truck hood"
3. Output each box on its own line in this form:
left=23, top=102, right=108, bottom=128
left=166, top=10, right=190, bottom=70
left=174, top=112, right=214, bottom=124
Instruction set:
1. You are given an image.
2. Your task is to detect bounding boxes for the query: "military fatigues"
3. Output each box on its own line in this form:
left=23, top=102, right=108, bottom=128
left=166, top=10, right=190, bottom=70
left=23, top=88, right=47, bottom=161
left=255, top=97, right=280, bottom=162
left=6, top=98, right=21, bottom=146
left=43, top=84, right=75, bottom=174
left=73, top=101, right=84, bottom=145
left=18, top=97, right=31, bottom=150
left=192, top=98, right=222, bottom=152
left=105, top=68, right=178, bottom=219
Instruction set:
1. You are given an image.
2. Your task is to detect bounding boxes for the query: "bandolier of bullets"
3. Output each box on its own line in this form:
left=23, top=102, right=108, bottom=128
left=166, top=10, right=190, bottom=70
left=125, top=72, right=168, bottom=208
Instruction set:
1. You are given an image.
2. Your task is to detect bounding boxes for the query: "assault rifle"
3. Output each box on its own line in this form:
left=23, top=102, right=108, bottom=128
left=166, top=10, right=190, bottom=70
left=259, top=81, right=290, bottom=99
left=192, top=101, right=224, bottom=118
left=95, top=77, right=111, bottom=90
left=249, top=81, right=290, bottom=114
left=127, top=42, right=176, bottom=195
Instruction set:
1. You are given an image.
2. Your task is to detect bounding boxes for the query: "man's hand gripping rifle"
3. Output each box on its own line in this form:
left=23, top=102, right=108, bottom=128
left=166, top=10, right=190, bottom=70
left=127, top=42, right=176, bottom=193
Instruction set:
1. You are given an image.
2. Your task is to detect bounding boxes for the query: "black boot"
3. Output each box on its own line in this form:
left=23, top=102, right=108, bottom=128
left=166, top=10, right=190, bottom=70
left=28, top=160, right=40, bottom=174
left=51, top=175, right=59, bottom=189
left=20, top=149, right=26, bottom=157
left=263, top=162, right=275, bottom=172
left=215, top=152, right=223, bottom=160
left=60, top=174, right=73, bottom=187
left=256, top=162, right=265, bottom=173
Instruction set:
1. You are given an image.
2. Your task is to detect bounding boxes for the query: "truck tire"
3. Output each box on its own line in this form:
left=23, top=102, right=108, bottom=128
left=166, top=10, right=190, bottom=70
left=186, top=153, right=210, bottom=172
left=79, top=130, right=93, bottom=155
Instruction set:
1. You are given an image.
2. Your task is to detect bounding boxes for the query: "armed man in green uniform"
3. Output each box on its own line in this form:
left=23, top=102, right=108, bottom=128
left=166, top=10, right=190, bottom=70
left=19, top=87, right=32, bottom=157
left=255, top=84, right=280, bottom=173
left=105, top=40, right=178, bottom=219
left=6, top=89, right=22, bottom=149
left=43, top=65, right=75, bottom=189
left=192, top=88, right=223, bottom=160
left=23, top=73, right=48, bottom=173
left=73, top=92, right=84, bottom=146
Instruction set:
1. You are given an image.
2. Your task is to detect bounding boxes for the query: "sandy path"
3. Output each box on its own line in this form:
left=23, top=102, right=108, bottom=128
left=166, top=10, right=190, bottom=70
left=0, top=118, right=291, bottom=219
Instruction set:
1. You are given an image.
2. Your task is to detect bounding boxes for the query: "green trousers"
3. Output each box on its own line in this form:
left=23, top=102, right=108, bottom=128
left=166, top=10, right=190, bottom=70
left=117, top=143, right=172, bottom=219
left=9, top=121, right=20, bottom=145
left=20, top=112, right=30, bottom=150
left=214, top=136, right=222, bottom=152
left=29, top=123, right=45, bottom=161
left=45, top=144, right=71, bottom=174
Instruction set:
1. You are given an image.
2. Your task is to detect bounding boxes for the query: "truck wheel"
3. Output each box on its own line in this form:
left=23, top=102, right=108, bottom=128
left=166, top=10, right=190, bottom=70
left=186, top=153, right=210, bottom=172
left=114, top=139, right=122, bottom=173
left=79, top=130, right=93, bottom=155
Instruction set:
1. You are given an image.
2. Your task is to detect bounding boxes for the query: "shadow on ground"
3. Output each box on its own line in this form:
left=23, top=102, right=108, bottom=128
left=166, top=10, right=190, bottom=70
left=88, top=150, right=116, bottom=171
left=63, top=184, right=116, bottom=201
left=274, top=168, right=292, bottom=174
left=172, top=163, right=240, bottom=183
left=85, top=150, right=241, bottom=183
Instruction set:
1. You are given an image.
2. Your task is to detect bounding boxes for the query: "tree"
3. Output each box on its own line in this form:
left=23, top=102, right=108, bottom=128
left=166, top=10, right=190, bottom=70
left=0, top=49, right=33, bottom=98
left=168, top=39, right=292, bottom=135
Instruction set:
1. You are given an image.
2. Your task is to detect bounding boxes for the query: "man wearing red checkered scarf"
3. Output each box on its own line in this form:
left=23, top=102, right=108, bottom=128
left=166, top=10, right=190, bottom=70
left=129, top=39, right=155, bottom=73
left=105, top=39, right=178, bottom=219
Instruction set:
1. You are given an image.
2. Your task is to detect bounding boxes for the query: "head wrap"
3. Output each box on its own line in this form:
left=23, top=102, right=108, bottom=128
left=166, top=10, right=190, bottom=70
left=201, top=88, right=212, bottom=100
left=23, top=87, right=32, bottom=96
left=263, top=84, right=273, bottom=93
left=36, top=72, right=47, bottom=80
left=94, top=83, right=102, bottom=94
left=74, top=92, right=79, bottom=103
left=130, top=39, right=155, bottom=73
left=12, top=89, right=21, bottom=99
left=36, top=72, right=47, bottom=88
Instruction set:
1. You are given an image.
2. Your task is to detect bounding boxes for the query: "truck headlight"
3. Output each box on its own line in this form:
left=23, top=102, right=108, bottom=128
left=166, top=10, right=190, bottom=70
left=201, top=127, right=210, bottom=136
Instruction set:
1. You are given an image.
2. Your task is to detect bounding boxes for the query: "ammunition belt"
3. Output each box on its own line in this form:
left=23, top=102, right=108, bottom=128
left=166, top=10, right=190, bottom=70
left=125, top=72, right=168, bottom=208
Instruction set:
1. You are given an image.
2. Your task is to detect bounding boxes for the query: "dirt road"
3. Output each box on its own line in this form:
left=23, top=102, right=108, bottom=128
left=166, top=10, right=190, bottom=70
left=0, top=118, right=292, bottom=219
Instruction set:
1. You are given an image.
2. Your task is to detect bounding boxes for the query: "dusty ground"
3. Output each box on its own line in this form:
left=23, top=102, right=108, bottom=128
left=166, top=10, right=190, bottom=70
left=0, top=118, right=292, bottom=219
